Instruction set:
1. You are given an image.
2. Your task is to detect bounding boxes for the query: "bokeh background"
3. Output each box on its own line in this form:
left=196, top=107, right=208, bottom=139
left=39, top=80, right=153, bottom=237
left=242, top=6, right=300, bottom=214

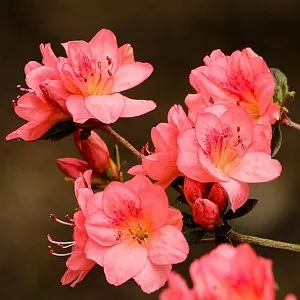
left=1, top=0, right=300, bottom=299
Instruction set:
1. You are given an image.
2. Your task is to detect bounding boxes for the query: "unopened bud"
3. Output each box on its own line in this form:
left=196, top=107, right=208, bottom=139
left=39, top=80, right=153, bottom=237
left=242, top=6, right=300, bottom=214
left=207, top=183, right=227, bottom=213
left=56, top=158, right=90, bottom=179
left=74, top=130, right=110, bottom=173
left=192, top=198, right=220, bottom=230
left=183, top=177, right=208, bottom=207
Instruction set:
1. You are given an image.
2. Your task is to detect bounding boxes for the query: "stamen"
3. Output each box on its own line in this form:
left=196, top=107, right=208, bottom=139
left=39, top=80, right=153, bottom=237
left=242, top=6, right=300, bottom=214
left=60, top=243, right=75, bottom=249
left=236, top=99, right=241, bottom=106
left=209, top=97, right=214, bottom=104
left=106, top=56, right=112, bottom=65
left=107, top=69, right=112, bottom=76
left=97, top=61, right=101, bottom=69
left=12, top=100, right=17, bottom=108
left=127, top=227, right=134, bottom=235
left=47, top=234, right=75, bottom=245
left=17, top=85, right=32, bottom=93
left=65, top=214, right=74, bottom=222
left=48, top=246, right=73, bottom=257
left=237, top=126, right=240, bottom=133
left=50, top=214, right=74, bottom=226
left=141, top=142, right=151, bottom=155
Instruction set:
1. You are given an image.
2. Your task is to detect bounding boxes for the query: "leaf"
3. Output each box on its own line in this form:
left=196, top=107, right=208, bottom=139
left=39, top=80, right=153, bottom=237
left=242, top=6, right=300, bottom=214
left=183, top=227, right=206, bottom=246
left=271, top=124, right=282, bottom=158
left=182, top=212, right=196, bottom=226
left=175, top=195, right=188, bottom=205
left=224, top=199, right=259, bottom=220
left=215, top=224, right=232, bottom=236
left=40, top=120, right=77, bottom=141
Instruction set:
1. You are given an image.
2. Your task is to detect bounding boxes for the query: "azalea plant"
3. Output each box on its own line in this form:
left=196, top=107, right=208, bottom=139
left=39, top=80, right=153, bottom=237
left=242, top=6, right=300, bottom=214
left=6, top=29, right=300, bottom=299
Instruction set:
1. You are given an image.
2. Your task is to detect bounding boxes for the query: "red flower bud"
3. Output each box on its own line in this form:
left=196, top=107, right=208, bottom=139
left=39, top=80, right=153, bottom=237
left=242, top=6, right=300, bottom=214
left=74, top=130, right=110, bottom=173
left=183, top=177, right=208, bottom=207
left=208, top=183, right=227, bottom=213
left=56, top=158, right=90, bottom=180
left=192, top=198, right=220, bottom=230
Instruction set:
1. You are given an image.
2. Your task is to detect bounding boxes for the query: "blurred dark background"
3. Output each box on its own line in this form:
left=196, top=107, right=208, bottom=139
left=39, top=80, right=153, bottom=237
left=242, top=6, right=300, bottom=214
left=1, top=0, right=300, bottom=299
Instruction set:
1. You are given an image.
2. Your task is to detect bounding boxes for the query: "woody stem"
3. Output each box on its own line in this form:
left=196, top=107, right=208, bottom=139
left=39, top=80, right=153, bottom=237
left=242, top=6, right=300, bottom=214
left=101, top=125, right=143, bottom=159
left=282, top=117, right=300, bottom=131
left=200, top=231, right=300, bottom=253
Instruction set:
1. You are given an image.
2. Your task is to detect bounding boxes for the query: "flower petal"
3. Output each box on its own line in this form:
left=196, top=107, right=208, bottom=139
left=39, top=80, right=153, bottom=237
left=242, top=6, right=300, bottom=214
left=66, top=95, right=94, bottom=124
left=148, top=225, right=189, bottom=265
left=134, top=261, right=172, bottom=294
left=85, top=210, right=118, bottom=246
left=103, top=242, right=147, bottom=286
left=219, top=178, right=249, bottom=211
left=85, top=94, right=125, bottom=124
left=112, top=62, right=153, bottom=93
left=230, top=152, right=282, bottom=183
left=85, top=238, right=108, bottom=267
left=127, top=165, right=147, bottom=176
left=120, top=96, right=156, bottom=118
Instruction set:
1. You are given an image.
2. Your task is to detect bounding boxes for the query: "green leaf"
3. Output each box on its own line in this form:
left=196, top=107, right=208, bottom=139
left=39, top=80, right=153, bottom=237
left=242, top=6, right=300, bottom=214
left=39, top=120, right=77, bottom=141
left=224, top=199, right=259, bottom=220
left=183, top=227, right=206, bottom=246
left=271, top=123, right=283, bottom=157
left=215, top=234, right=232, bottom=246
left=270, top=68, right=295, bottom=107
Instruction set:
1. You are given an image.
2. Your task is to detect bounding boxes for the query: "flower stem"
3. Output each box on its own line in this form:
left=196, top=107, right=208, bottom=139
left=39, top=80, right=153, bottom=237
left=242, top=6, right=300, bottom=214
left=101, top=125, right=143, bottom=159
left=199, top=231, right=300, bottom=253
left=282, top=116, right=300, bottom=131
left=228, top=231, right=300, bottom=253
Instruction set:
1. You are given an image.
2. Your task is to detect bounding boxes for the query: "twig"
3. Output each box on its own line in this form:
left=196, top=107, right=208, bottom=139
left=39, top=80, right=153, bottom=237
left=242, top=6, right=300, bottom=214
left=101, top=125, right=143, bottom=159
left=282, top=116, right=300, bottom=131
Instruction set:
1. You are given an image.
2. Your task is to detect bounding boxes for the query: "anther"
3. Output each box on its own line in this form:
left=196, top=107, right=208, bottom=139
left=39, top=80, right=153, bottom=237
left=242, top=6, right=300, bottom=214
left=106, top=56, right=112, bottom=65
left=209, top=97, right=215, bottom=104
left=48, top=245, right=73, bottom=257
left=65, top=214, right=74, bottom=222
left=12, top=100, right=17, bottom=108
left=50, top=214, right=74, bottom=226
left=17, top=85, right=32, bottom=93
left=107, top=69, right=112, bottom=76
left=237, top=126, right=240, bottom=133
left=97, top=61, right=101, bottom=69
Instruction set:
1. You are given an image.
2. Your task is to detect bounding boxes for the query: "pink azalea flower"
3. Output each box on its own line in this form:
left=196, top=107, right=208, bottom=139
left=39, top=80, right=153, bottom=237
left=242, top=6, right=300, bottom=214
left=6, top=44, right=70, bottom=141
left=128, top=105, right=192, bottom=188
left=84, top=175, right=189, bottom=293
left=190, top=243, right=276, bottom=299
left=177, top=107, right=282, bottom=211
left=160, top=272, right=196, bottom=300
left=184, top=178, right=227, bottom=230
left=58, top=29, right=156, bottom=124
left=185, top=48, right=280, bottom=125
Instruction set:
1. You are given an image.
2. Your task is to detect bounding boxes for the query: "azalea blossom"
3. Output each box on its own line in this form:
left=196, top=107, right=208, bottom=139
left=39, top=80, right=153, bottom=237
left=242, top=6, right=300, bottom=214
left=177, top=107, right=282, bottom=210
left=48, top=171, right=103, bottom=287
left=128, top=105, right=192, bottom=188
left=84, top=175, right=188, bottom=293
left=57, top=129, right=119, bottom=184
left=185, top=48, right=280, bottom=125
left=58, top=29, right=156, bottom=124
left=6, top=44, right=70, bottom=141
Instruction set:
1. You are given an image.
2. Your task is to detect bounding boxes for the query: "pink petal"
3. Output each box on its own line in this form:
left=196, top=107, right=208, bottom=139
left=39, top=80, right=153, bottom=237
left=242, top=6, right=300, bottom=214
left=230, top=152, right=282, bottom=183
left=204, top=104, right=228, bottom=118
left=85, top=94, right=125, bottom=124
left=103, top=242, right=147, bottom=285
left=203, top=49, right=227, bottom=67
left=151, top=123, right=178, bottom=152
left=24, top=61, right=42, bottom=75
left=185, top=93, right=208, bottom=124
left=66, top=95, right=94, bottom=124
left=142, top=152, right=179, bottom=182
left=197, top=147, right=229, bottom=182
left=247, top=123, right=272, bottom=154
left=120, top=96, right=156, bottom=118
left=112, top=62, right=153, bottom=93
left=85, top=210, right=118, bottom=246
left=167, top=104, right=192, bottom=131
left=134, top=261, right=172, bottom=294
left=118, top=43, right=135, bottom=64
left=220, top=107, right=254, bottom=150
left=177, top=129, right=218, bottom=182
left=85, top=193, right=104, bottom=215
left=148, top=225, right=189, bottom=265
left=219, top=179, right=249, bottom=211
left=167, top=207, right=183, bottom=230
left=160, top=272, right=195, bottom=300
left=89, top=29, right=118, bottom=71
left=102, top=181, right=140, bottom=220
left=40, top=43, right=58, bottom=68
left=66, top=247, right=94, bottom=270
left=195, top=112, right=223, bottom=150
left=85, top=238, right=108, bottom=267
left=127, top=165, right=147, bottom=176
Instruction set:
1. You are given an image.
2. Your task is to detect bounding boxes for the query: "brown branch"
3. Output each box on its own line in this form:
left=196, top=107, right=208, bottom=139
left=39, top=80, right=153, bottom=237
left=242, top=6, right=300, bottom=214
left=282, top=116, right=300, bottom=131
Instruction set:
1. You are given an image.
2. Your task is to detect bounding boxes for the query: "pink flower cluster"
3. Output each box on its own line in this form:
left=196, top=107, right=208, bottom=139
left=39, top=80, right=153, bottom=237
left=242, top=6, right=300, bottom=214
left=130, top=48, right=282, bottom=215
left=50, top=171, right=188, bottom=293
left=7, top=29, right=156, bottom=141
left=9, top=28, right=297, bottom=297
left=160, top=243, right=295, bottom=300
